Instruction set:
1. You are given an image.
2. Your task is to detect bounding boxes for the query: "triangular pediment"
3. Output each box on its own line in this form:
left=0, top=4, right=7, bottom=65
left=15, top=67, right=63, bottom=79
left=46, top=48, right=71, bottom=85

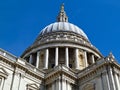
left=27, top=83, right=39, bottom=89
left=0, top=67, right=8, bottom=78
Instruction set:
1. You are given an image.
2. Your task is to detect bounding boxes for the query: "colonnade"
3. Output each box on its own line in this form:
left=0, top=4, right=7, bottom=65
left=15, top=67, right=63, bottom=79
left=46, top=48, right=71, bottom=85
left=28, top=47, right=96, bottom=69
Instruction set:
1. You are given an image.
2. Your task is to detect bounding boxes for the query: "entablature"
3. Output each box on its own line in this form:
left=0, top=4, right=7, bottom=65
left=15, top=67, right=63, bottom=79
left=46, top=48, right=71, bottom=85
left=0, top=52, right=45, bottom=80
left=45, top=65, right=77, bottom=85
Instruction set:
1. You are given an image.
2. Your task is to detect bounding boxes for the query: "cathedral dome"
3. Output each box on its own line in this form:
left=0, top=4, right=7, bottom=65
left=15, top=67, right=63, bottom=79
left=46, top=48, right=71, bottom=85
left=21, top=4, right=103, bottom=71
left=40, top=22, right=88, bottom=39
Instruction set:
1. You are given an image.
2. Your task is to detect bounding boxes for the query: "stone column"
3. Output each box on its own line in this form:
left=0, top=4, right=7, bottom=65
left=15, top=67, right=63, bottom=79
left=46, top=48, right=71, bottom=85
left=108, top=67, right=116, bottom=90
left=44, top=49, right=49, bottom=69
left=84, top=51, right=88, bottom=67
left=91, top=55, right=95, bottom=64
left=56, top=79, right=61, bottom=90
left=62, top=79, right=66, bottom=90
left=114, top=73, right=120, bottom=90
left=119, top=74, right=120, bottom=87
left=67, top=82, right=72, bottom=90
left=101, top=71, right=110, bottom=90
left=10, top=73, right=21, bottom=90
left=65, top=47, right=69, bottom=67
left=18, top=74, right=25, bottom=90
left=29, top=55, right=32, bottom=64
left=75, top=48, right=80, bottom=69
left=55, top=47, right=59, bottom=66
left=52, top=82, right=55, bottom=90
left=0, top=78, right=4, bottom=90
left=36, top=51, right=40, bottom=68
left=96, top=75, right=103, bottom=90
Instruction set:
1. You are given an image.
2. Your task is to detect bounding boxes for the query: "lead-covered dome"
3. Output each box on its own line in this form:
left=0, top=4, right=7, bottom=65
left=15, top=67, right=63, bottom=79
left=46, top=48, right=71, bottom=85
left=21, top=4, right=103, bottom=70
left=40, top=22, right=88, bottom=39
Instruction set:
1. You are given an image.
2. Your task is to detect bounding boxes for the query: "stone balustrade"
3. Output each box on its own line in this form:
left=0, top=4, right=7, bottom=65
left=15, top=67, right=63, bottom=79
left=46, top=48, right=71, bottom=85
left=0, top=48, right=17, bottom=61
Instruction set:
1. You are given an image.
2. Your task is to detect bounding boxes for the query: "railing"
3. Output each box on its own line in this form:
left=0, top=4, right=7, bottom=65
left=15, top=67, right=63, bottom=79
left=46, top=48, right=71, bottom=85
left=0, top=48, right=17, bottom=61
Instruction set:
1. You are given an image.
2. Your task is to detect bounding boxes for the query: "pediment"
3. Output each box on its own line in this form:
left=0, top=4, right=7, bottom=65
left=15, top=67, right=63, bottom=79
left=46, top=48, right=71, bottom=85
left=0, top=67, right=8, bottom=78
left=27, top=83, right=39, bottom=89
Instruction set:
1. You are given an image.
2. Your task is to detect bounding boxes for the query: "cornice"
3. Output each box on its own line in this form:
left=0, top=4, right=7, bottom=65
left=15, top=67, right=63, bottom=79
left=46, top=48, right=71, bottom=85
left=21, top=31, right=103, bottom=58
left=0, top=54, right=45, bottom=80
left=45, top=65, right=77, bottom=79
left=45, top=65, right=77, bottom=85
left=77, top=57, right=120, bottom=82
left=22, top=40, right=102, bottom=58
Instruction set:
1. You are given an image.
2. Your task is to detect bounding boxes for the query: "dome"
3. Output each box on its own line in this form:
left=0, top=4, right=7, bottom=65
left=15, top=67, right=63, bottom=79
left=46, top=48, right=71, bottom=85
left=40, top=22, right=88, bottom=39
left=21, top=4, right=103, bottom=72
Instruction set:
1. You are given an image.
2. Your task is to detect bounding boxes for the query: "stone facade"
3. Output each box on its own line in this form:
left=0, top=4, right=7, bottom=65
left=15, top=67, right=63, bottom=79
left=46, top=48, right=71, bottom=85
left=0, top=4, right=120, bottom=90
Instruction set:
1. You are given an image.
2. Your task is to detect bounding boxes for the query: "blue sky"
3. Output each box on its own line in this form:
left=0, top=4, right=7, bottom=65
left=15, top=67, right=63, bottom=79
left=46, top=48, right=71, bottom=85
left=0, top=0, right=120, bottom=62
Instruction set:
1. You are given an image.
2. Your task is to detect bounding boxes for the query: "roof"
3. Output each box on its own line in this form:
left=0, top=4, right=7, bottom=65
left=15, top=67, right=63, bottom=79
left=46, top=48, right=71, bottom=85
left=40, top=22, right=88, bottom=39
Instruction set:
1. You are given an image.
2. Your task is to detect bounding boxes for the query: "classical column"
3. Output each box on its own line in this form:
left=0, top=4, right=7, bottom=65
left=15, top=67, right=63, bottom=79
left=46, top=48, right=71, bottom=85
left=29, top=55, right=32, bottom=64
left=55, top=78, right=61, bottom=90
left=67, top=82, right=72, bottom=90
left=91, top=55, right=95, bottom=64
left=75, top=48, right=80, bottom=69
left=0, top=78, right=4, bottom=90
left=96, top=75, right=103, bottom=90
left=114, top=73, right=120, bottom=90
left=36, top=51, right=40, bottom=68
left=119, top=74, right=120, bottom=87
left=108, top=67, right=116, bottom=90
left=62, top=79, right=66, bottom=90
left=44, top=49, right=49, bottom=69
left=52, top=82, right=55, bottom=90
left=84, top=51, right=88, bottom=67
left=65, top=47, right=69, bottom=67
left=101, top=72, right=110, bottom=90
left=55, top=47, right=59, bottom=66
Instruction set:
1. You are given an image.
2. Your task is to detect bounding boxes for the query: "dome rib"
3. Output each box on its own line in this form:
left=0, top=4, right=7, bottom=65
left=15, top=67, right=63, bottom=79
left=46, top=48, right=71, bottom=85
left=39, top=22, right=88, bottom=39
